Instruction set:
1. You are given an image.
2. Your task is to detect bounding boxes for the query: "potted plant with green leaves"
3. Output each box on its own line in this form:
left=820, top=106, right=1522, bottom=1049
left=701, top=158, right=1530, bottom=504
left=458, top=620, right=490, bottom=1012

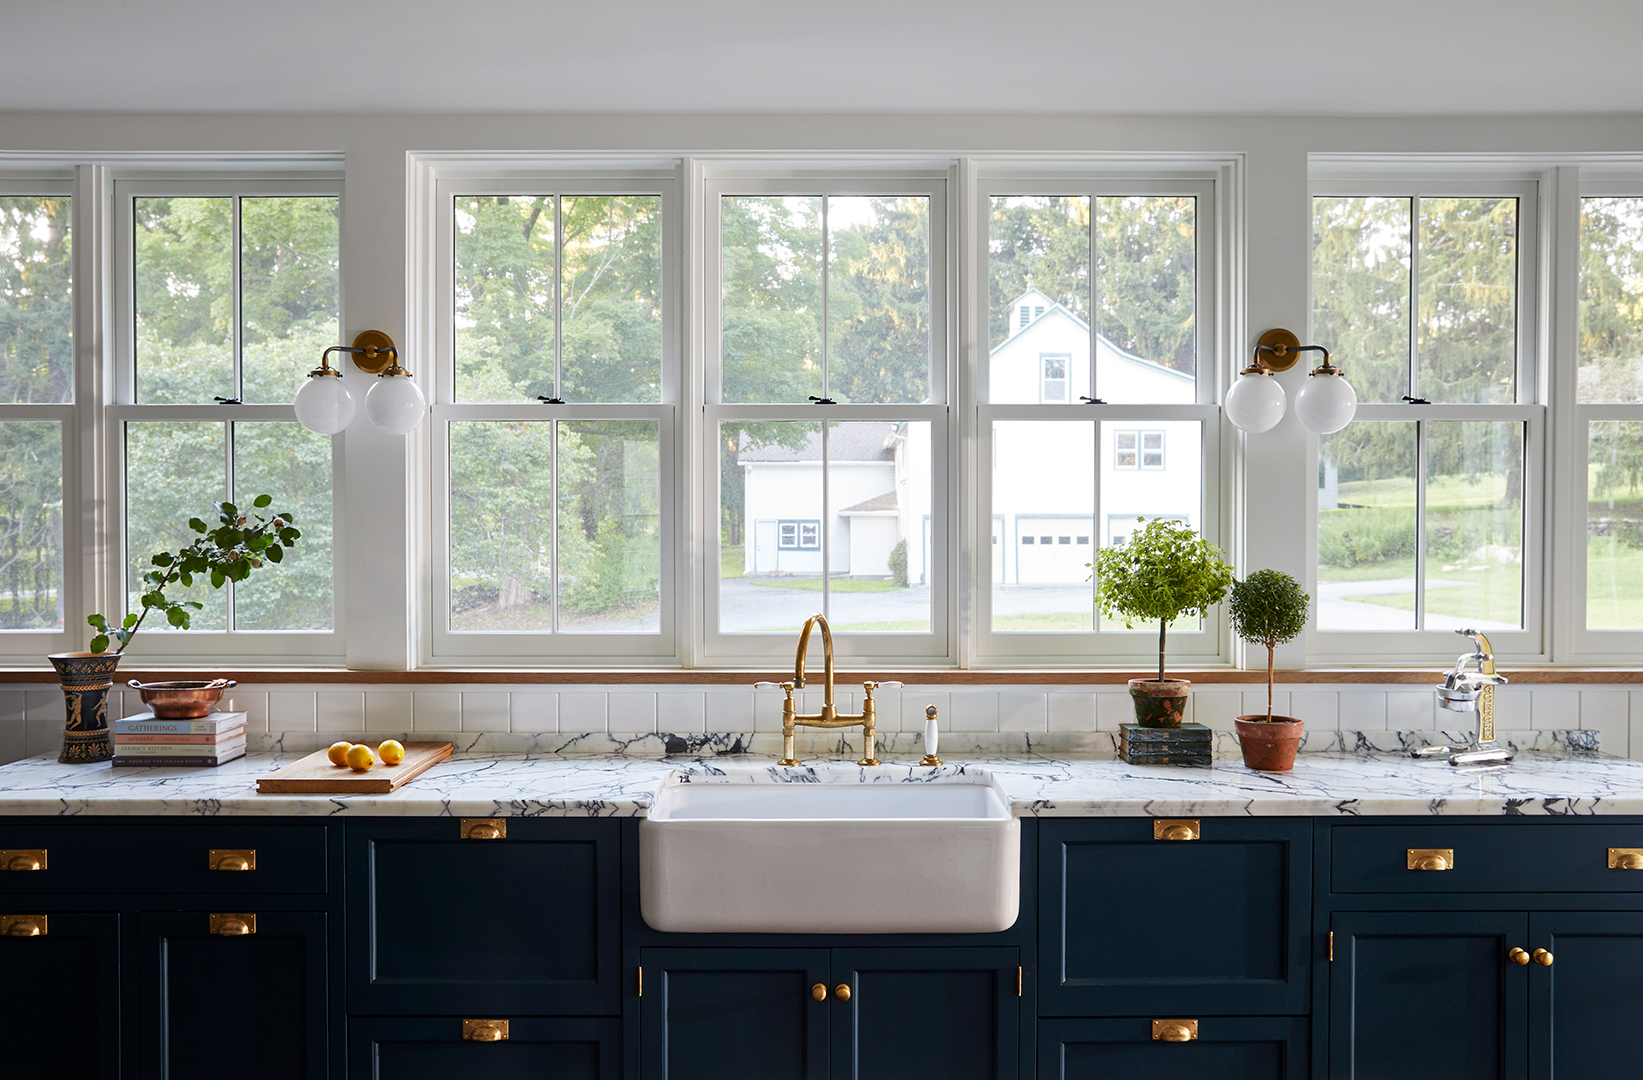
left=1091, top=517, right=1234, bottom=728
left=49, top=495, right=301, bottom=764
left=1227, top=568, right=1311, bottom=771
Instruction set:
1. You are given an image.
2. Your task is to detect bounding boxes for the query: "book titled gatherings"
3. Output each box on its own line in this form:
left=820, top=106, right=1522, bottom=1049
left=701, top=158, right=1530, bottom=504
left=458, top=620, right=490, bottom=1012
left=111, top=711, right=248, bottom=767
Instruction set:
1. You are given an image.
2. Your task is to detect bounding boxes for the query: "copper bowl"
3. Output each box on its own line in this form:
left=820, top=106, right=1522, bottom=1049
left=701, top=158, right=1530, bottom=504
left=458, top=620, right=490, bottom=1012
left=127, top=678, right=237, bottom=719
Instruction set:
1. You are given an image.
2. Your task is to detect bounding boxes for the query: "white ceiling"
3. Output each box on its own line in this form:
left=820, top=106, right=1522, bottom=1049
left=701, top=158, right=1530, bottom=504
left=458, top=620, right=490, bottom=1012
left=10, top=0, right=1643, bottom=115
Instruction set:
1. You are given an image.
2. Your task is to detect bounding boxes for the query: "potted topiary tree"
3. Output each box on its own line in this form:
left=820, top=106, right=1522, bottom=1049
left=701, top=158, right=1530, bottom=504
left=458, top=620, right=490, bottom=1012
left=1227, top=568, right=1311, bottom=771
left=1091, top=517, right=1234, bottom=728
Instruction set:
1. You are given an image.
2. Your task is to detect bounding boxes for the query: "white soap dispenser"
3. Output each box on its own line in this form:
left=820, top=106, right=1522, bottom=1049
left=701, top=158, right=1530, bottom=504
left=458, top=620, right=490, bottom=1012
left=919, top=704, right=942, bottom=767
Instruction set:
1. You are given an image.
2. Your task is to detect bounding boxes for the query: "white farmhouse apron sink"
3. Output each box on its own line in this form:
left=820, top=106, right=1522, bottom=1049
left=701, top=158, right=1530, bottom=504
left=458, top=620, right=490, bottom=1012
left=639, top=770, right=1020, bottom=934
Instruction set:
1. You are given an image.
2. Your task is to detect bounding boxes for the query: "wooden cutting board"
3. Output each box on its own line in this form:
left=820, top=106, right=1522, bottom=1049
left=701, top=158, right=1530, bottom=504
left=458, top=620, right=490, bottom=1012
left=256, top=741, right=453, bottom=794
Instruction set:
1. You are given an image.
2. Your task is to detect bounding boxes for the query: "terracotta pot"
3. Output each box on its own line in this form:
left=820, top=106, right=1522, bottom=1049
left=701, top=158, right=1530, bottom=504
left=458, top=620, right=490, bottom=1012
left=1234, top=715, right=1306, bottom=771
left=1128, top=678, right=1191, bottom=728
left=47, top=651, right=121, bottom=764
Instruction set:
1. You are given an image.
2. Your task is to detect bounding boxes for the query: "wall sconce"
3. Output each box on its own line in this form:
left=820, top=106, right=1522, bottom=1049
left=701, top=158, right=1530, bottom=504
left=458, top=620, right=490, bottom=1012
left=293, top=330, right=427, bottom=436
left=1224, top=328, right=1357, bottom=435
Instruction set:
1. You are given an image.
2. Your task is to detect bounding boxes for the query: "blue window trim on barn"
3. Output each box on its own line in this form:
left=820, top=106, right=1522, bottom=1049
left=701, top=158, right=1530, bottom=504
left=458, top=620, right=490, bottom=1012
left=778, top=519, right=821, bottom=550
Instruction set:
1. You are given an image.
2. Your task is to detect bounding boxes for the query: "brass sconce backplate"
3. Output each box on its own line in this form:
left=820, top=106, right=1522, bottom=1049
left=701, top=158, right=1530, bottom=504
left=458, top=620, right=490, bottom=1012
left=349, top=330, right=398, bottom=374
left=1255, top=328, right=1303, bottom=372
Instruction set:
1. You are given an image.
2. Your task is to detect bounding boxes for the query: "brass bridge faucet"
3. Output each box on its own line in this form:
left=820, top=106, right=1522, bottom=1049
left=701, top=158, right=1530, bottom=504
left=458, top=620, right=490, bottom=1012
left=756, top=613, right=901, bottom=767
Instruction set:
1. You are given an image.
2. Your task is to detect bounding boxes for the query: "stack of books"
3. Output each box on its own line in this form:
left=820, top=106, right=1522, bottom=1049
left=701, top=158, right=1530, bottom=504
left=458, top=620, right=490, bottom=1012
left=1119, top=722, right=1212, bottom=767
left=111, top=710, right=248, bottom=767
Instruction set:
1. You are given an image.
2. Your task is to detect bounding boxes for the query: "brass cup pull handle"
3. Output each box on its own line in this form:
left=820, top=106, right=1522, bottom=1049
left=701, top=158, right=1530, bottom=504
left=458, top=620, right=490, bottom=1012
left=1533, top=948, right=1554, bottom=967
left=463, top=1019, right=509, bottom=1042
left=2, top=850, right=45, bottom=872
left=834, top=983, right=851, bottom=1002
left=1154, top=819, right=1200, bottom=841
left=461, top=818, right=506, bottom=840
left=209, top=849, right=256, bottom=872
left=1509, top=947, right=1531, bottom=966
left=2, top=915, right=46, bottom=937
left=209, top=913, right=256, bottom=936
left=1407, top=848, right=1454, bottom=871
left=1152, top=1019, right=1199, bottom=1042
left=1609, top=848, right=1643, bottom=870
left=810, top=983, right=828, bottom=1002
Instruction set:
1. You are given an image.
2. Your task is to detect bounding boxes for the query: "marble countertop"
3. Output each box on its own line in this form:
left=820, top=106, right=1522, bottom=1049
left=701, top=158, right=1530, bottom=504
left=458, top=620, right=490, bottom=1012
left=2, top=745, right=1641, bottom=818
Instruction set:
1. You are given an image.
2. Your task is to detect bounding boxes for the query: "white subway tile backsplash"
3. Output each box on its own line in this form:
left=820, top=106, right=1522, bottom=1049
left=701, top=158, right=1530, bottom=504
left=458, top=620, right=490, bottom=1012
left=905, top=692, right=950, bottom=733
left=1095, top=691, right=1133, bottom=732
left=998, top=691, right=1046, bottom=732
left=365, top=691, right=413, bottom=734
left=1532, top=689, right=1580, bottom=729
left=711, top=690, right=758, bottom=732
left=316, top=691, right=364, bottom=733
left=24, top=718, right=60, bottom=758
left=608, top=694, right=657, bottom=733
left=1242, top=689, right=1291, bottom=722
left=559, top=692, right=608, bottom=733
left=0, top=691, right=24, bottom=726
left=949, top=691, right=998, bottom=732
left=412, top=691, right=461, bottom=732
left=224, top=691, right=269, bottom=734
left=1631, top=692, right=1643, bottom=762
left=1047, top=692, right=1096, bottom=732
left=25, top=690, right=63, bottom=724
left=1290, top=690, right=1339, bottom=730
left=0, top=718, right=23, bottom=765
left=1492, top=687, right=1530, bottom=730
left=1192, top=690, right=1240, bottom=731
left=1580, top=690, right=1628, bottom=758
left=267, top=691, right=317, bottom=733
left=461, top=692, right=510, bottom=733
left=1338, top=690, right=1387, bottom=730
left=1386, top=690, right=1435, bottom=729
left=510, top=692, right=558, bottom=733
left=657, top=692, right=705, bottom=733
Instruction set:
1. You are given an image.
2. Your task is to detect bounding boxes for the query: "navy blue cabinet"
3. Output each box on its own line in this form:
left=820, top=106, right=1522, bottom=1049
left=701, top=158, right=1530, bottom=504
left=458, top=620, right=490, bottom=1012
left=1038, top=1017, right=1309, bottom=1080
left=1040, top=818, right=1311, bottom=1016
left=640, top=947, right=1020, bottom=1080
left=349, top=1017, right=621, bottom=1079
left=139, top=910, right=330, bottom=1080
left=346, top=818, right=621, bottom=1016
left=0, top=910, right=120, bottom=1080
left=1529, top=912, right=1643, bottom=1080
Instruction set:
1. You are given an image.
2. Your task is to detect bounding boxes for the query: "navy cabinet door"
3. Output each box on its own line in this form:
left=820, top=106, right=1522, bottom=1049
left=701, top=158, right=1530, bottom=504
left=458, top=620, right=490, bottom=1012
left=349, top=1017, right=620, bottom=1079
left=1529, top=911, right=1643, bottom=1080
left=831, top=947, right=1020, bottom=1080
left=139, top=911, right=329, bottom=1080
left=1039, top=818, right=1311, bottom=1015
left=1329, top=911, right=1528, bottom=1080
left=347, top=818, right=620, bottom=1016
left=0, top=911, right=119, bottom=1080
left=1037, top=1017, right=1307, bottom=1080
left=640, top=948, right=830, bottom=1080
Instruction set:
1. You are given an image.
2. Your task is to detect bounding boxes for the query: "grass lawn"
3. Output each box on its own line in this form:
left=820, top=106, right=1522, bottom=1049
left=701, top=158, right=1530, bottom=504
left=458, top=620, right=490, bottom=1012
left=1587, top=538, right=1643, bottom=628
left=751, top=577, right=903, bottom=593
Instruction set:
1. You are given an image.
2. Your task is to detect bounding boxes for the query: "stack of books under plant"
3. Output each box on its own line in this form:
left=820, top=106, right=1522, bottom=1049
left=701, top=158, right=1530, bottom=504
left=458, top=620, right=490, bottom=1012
left=112, top=708, right=247, bottom=768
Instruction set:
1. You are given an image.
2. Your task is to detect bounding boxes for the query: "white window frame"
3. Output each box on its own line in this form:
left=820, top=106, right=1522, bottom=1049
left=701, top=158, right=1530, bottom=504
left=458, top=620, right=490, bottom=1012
left=973, top=173, right=1225, bottom=666
left=0, top=176, right=80, bottom=659
left=700, top=171, right=953, bottom=666
left=426, top=174, right=681, bottom=666
left=108, top=176, right=346, bottom=665
left=1305, top=175, right=1546, bottom=664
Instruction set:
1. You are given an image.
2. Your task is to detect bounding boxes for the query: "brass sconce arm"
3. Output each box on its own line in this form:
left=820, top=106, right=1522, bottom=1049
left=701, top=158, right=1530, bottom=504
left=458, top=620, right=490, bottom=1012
left=1247, top=329, right=1337, bottom=375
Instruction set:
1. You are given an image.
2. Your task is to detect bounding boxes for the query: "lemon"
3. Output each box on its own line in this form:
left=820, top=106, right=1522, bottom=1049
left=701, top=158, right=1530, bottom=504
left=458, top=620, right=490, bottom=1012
left=378, top=739, right=406, bottom=766
left=344, top=743, right=375, bottom=772
left=327, top=741, right=353, bottom=767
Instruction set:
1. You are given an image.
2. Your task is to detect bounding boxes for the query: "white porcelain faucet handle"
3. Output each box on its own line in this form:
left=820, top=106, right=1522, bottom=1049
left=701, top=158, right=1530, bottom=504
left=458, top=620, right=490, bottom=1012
left=924, top=705, right=939, bottom=759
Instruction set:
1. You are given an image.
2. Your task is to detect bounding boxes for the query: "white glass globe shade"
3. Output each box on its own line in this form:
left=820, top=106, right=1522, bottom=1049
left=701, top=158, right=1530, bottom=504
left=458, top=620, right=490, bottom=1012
left=1294, top=371, right=1359, bottom=434
left=1224, top=372, right=1287, bottom=433
left=292, top=374, right=356, bottom=435
left=364, top=374, right=427, bottom=435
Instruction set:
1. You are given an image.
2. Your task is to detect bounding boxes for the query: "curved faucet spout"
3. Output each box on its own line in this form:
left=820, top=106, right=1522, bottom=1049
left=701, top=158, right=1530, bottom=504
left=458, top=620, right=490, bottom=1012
left=794, top=612, right=834, bottom=702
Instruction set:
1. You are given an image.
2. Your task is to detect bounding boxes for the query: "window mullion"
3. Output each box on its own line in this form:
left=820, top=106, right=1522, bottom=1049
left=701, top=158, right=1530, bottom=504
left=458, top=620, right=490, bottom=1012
left=821, top=195, right=830, bottom=403
left=232, top=196, right=243, bottom=400
left=225, top=418, right=236, bottom=631
left=1409, top=194, right=1421, bottom=400
left=1415, top=418, right=1428, bottom=630
left=821, top=419, right=830, bottom=617
left=550, top=417, right=560, bottom=635
left=553, top=194, right=564, bottom=399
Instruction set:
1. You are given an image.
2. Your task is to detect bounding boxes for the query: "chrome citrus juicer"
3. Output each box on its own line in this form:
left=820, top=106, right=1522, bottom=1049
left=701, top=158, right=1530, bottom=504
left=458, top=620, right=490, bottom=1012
left=1411, top=628, right=1513, bottom=767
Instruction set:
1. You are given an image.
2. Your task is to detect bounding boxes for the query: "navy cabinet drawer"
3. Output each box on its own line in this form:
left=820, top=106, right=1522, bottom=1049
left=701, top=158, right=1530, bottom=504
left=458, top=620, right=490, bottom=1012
left=0, top=823, right=328, bottom=894
left=1037, top=1017, right=1308, bottom=1080
left=349, top=1017, right=621, bottom=1079
left=1330, top=822, right=1643, bottom=893
left=347, top=818, right=621, bottom=1016
left=1039, top=818, right=1311, bottom=1016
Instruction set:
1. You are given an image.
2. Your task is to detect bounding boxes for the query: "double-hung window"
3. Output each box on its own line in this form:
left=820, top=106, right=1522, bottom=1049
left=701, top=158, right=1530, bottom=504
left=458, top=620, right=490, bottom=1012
left=1309, top=179, right=1542, bottom=660
left=703, top=173, right=949, bottom=663
left=429, top=177, right=678, bottom=664
left=975, top=176, right=1220, bottom=663
left=111, top=179, right=343, bottom=663
left=0, top=182, right=75, bottom=653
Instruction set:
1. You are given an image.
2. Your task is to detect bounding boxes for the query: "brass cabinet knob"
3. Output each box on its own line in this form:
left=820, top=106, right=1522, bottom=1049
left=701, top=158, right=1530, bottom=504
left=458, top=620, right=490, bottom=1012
left=1609, top=848, right=1643, bottom=870
left=461, top=818, right=506, bottom=840
left=209, top=849, right=256, bottom=872
left=1407, top=848, right=1454, bottom=871
left=834, top=983, right=851, bottom=1002
left=2, top=849, right=45, bottom=872
left=463, top=1019, right=509, bottom=1042
left=209, top=913, right=256, bottom=936
left=2, top=915, right=46, bottom=937
left=1508, top=947, right=1531, bottom=966
left=1152, top=1019, right=1199, bottom=1042
left=1153, top=819, right=1200, bottom=841
left=810, top=983, right=828, bottom=1002
left=1533, top=948, right=1554, bottom=967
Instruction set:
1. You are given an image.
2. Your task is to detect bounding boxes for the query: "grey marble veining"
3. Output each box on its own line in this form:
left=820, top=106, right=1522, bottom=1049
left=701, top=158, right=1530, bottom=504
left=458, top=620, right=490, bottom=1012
left=0, top=736, right=1639, bottom=818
